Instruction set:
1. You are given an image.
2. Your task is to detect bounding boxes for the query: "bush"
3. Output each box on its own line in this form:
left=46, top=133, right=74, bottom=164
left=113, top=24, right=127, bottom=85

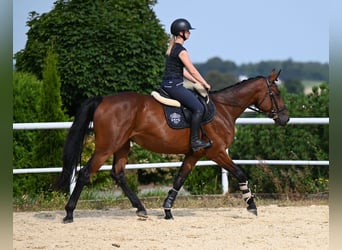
left=184, top=165, right=222, bottom=195
left=13, top=72, right=41, bottom=196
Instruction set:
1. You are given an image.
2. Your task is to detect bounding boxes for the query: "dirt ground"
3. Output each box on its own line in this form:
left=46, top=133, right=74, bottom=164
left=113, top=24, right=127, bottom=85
left=13, top=205, right=328, bottom=250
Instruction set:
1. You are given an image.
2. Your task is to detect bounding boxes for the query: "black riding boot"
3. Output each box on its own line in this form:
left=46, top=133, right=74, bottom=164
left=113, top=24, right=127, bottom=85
left=190, top=112, right=211, bottom=151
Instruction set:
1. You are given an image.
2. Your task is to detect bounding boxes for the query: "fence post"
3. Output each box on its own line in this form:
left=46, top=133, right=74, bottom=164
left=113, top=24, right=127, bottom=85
left=221, top=149, right=229, bottom=194
left=221, top=169, right=229, bottom=194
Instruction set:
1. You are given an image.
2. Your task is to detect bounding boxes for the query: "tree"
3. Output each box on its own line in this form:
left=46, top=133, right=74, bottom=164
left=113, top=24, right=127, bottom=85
left=13, top=72, right=41, bottom=168
left=284, top=79, right=304, bottom=94
left=196, top=57, right=238, bottom=76
left=205, top=70, right=238, bottom=90
left=13, top=50, right=69, bottom=196
left=30, top=50, right=68, bottom=194
left=15, top=0, right=168, bottom=115
left=13, top=72, right=42, bottom=196
left=195, top=58, right=328, bottom=83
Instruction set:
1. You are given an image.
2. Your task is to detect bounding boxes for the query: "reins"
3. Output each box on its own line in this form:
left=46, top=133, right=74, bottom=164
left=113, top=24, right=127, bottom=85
left=248, top=78, right=287, bottom=119
left=212, top=77, right=287, bottom=120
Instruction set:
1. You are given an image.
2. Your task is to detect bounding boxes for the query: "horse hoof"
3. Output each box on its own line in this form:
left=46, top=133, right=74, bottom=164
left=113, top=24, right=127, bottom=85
left=63, top=216, right=74, bottom=223
left=136, top=210, right=148, bottom=218
left=164, top=209, right=174, bottom=220
left=247, top=208, right=258, bottom=216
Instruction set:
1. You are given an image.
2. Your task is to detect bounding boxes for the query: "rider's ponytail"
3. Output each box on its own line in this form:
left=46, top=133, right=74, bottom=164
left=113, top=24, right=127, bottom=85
left=166, top=35, right=175, bottom=56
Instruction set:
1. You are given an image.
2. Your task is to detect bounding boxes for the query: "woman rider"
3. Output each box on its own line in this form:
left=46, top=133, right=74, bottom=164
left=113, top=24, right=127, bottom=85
left=161, top=18, right=212, bottom=151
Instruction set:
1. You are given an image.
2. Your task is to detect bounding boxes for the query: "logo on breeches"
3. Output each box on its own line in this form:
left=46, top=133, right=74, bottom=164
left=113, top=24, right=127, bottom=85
left=170, top=112, right=181, bottom=125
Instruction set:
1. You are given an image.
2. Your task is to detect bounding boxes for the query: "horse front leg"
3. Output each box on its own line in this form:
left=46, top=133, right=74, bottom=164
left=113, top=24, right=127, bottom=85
left=213, top=151, right=257, bottom=216
left=239, top=180, right=257, bottom=215
left=163, top=173, right=187, bottom=220
left=64, top=150, right=112, bottom=223
left=163, top=155, right=198, bottom=220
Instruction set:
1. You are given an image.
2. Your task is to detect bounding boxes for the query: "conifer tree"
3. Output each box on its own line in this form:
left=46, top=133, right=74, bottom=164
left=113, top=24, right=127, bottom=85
left=31, top=49, right=68, bottom=193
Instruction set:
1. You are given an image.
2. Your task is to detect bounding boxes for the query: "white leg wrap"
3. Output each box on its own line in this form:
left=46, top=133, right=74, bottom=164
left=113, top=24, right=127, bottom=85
left=239, top=181, right=249, bottom=191
left=239, top=181, right=252, bottom=202
left=242, top=191, right=252, bottom=199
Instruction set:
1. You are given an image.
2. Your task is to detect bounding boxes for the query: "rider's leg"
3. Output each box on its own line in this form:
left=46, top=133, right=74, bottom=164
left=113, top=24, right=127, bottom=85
left=162, top=81, right=211, bottom=151
left=189, top=111, right=211, bottom=151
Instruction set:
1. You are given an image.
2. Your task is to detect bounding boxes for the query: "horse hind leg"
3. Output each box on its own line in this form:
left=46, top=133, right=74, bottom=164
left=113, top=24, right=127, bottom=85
left=63, top=157, right=93, bottom=223
left=110, top=142, right=147, bottom=218
left=63, top=152, right=111, bottom=223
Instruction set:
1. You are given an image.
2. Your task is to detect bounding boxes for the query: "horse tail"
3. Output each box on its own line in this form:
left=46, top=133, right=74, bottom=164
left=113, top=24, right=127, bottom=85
left=55, top=96, right=103, bottom=190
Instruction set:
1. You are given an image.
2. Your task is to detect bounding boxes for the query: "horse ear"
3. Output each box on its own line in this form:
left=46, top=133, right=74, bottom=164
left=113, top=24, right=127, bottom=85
left=268, top=69, right=282, bottom=82
left=277, top=69, right=282, bottom=78
left=268, top=69, right=277, bottom=82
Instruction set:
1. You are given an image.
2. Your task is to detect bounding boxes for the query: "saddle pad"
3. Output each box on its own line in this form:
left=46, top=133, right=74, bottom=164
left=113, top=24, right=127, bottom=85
left=163, top=99, right=216, bottom=129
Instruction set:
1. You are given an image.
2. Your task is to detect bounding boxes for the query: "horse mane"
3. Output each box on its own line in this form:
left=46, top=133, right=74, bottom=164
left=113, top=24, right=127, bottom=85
left=210, top=75, right=264, bottom=94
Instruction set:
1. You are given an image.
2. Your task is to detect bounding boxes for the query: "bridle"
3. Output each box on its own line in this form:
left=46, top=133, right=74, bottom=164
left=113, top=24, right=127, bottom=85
left=247, top=78, right=287, bottom=120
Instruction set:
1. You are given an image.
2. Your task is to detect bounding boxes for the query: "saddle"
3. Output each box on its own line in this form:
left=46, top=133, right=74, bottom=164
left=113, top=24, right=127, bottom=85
left=151, top=82, right=216, bottom=129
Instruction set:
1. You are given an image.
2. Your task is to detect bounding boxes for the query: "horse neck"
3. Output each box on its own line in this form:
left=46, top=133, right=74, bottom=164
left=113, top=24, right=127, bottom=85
left=211, top=77, right=266, bottom=119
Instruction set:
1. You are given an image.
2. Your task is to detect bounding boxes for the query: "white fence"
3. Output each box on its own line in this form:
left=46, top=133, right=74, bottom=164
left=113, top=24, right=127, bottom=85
left=13, top=117, right=329, bottom=194
left=12, top=117, right=329, bottom=130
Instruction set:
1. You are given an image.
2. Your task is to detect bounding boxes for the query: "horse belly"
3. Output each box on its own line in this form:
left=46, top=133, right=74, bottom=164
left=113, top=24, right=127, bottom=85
left=131, top=131, right=190, bottom=154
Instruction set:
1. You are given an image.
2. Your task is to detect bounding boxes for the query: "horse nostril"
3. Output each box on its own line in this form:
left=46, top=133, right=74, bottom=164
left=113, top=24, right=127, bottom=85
left=282, top=117, right=290, bottom=125
left=276, top=116, right=290, bottom=126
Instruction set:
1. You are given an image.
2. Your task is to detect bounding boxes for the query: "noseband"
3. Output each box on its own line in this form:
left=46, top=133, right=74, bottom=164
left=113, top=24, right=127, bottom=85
left=248, top=78, right=287, bottom=120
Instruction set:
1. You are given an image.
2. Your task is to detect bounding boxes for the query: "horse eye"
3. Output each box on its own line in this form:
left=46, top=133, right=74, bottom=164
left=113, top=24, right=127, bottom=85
left=272, top=86, right=280, bottom=95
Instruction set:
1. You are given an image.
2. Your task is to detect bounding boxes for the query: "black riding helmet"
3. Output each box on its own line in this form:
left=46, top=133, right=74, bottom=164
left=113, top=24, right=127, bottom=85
left=170, top=18, right=195, bottom=37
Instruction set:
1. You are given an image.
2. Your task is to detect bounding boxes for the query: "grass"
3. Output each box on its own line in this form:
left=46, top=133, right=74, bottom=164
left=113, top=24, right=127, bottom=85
left=13, top=190, right=328, bottom=212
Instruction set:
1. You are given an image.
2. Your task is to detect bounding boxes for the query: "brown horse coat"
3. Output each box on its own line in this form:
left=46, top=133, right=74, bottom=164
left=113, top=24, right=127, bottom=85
left=58, top=69, right=289, bottom=222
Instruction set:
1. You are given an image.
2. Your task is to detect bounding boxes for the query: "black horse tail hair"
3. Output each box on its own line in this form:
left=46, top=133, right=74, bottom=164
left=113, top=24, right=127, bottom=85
left=55, top=96, right=103, bottom=190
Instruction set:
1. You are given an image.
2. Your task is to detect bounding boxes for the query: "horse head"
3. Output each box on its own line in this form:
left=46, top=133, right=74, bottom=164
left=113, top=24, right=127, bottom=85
left=255, top=69, right=289, bottom=126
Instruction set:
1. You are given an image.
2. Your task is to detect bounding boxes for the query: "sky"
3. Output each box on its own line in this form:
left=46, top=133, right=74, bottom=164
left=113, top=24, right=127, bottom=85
left=13, top=0, right=329, bottom=65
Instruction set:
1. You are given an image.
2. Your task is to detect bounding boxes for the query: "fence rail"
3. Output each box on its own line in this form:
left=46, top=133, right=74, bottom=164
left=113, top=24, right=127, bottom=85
left=13, top=117, right=329, bottom=193
left=12, top=160, right=329, bottom=175
left=12, top=117, right=329, bottom=130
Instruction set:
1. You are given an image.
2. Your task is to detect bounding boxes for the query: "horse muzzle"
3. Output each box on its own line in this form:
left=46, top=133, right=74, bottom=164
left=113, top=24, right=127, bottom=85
left=273, top=113, right=290, bottom=126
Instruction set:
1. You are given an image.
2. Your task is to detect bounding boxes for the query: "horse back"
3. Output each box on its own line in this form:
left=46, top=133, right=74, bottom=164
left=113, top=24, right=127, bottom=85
left=94, top=92, right=165, bottom=127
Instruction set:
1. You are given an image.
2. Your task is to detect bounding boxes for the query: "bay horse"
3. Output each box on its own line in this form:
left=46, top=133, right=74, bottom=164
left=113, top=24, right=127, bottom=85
left=56, top=69, right=289, bottom=223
